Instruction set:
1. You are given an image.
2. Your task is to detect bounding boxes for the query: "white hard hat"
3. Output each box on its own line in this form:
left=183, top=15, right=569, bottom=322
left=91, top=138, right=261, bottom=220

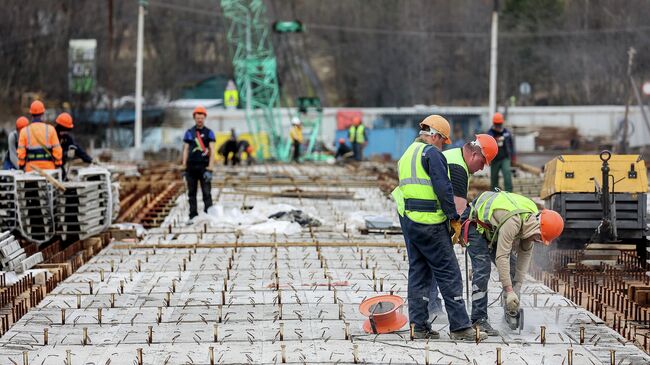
left=291, top=117, right=301, bottom=125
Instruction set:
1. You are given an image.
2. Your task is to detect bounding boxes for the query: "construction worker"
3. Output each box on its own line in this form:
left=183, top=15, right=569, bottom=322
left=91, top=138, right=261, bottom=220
left=289, top=117, right=303, bottom=162
left=391, top=115, right=487, bottom=341
left=487, top=112, right=515, bottom=192
left=335, top=137, right=353, bottom=162
left=218, top=129, right=238, bottom=165
left=427, top=134, right=499, bottom=317
left=54, top=113, right=93, bottom=180
left=348, top=116, right=367, bottom=161
left=3, top=117, right=29, bottom=170
left=17, top=101, right=63, bottom=172
left=181, top=106, right=215, bottom=221
left=462, top=191, right=564, bottom=331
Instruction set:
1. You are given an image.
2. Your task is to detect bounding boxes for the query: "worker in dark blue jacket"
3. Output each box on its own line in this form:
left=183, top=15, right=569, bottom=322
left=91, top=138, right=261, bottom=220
left=54, top=113, right=93, bottom=180
left=182, top=106, right=215, bottom=221
left=487, top=112, right=515, bottom=191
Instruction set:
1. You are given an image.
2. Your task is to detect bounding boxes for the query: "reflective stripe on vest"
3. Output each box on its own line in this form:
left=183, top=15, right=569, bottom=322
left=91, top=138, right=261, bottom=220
left=396, top=142, right=446, bottom=224
left=349, top=125, right=365, bottom=143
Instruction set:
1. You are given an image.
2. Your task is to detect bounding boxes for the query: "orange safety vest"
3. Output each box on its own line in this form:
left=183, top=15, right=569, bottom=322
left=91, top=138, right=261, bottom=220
left=17, top=122, right=63, bottom=172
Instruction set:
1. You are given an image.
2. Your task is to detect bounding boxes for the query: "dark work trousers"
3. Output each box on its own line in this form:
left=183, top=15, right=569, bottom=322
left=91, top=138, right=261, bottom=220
left=185, top=167, right=212, bottom=219
left=465, top=221, right=517, bottom=323
left=399, top=214, right=471, bottom=332
left=292, top=141, right=301, bottom=162
left=351, top=142, right=363, bottom=161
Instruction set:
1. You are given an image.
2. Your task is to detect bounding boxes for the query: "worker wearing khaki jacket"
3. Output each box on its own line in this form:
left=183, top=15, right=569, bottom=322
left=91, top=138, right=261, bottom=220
left=461, top=191, right=564, bottom=331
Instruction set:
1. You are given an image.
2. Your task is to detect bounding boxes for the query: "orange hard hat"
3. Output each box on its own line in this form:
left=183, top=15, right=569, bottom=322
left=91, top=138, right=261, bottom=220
left=246, top=145, right=253, bottom=154
left=15, top=117, right=29, bottom=131
left=474, top=134, right=498, bottom=166
left=30, top=100, right=45, bottom=115
left=55, top=112, right=74, bottom=129
left=539, top=209, right=564, bottom=245
left=338, top=138, right=345, bottom=144
left=492, top=112, right=504, bottom=124
left=193, top=105, right=207, bottom=116
left=352, top=116, right=361, bottom=124
left=419, top=115, right=451, bottom=144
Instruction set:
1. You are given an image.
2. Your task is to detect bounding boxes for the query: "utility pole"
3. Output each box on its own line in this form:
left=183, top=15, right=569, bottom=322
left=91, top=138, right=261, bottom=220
left=621, top=47, right=634, bottom=153
left=488, top=0, right=499, bottom=119
left=107, top=0, right=114, bottom=148
left=134, top=0, right=147, bottom=149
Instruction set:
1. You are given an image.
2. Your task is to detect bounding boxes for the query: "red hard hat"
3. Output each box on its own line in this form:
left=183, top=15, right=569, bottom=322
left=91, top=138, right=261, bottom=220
left=30, top=100, right=45, bottom=115
left=474, top=134, right=498, bottom=166
left=338, top=138, right=345, bottom=144
left=539, top=209, right=564, bottom=245
left=492, top=112, right=504, bottom=124
left=193, top=106, right=207, bottom=116
left=15, top=117, right=29, bottom=131
left=55, top=113, right=74, bottom=129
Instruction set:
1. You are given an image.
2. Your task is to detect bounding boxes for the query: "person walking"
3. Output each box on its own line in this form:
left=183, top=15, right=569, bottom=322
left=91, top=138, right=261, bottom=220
left=181, top=106, right=215, bottom=221
left=391, top=114, right=487, bottom=341
left=487, top=112, right=515, bottom=191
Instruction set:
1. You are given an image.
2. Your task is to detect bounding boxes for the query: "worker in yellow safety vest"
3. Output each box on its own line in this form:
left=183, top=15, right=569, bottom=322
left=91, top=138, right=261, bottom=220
left=348, top=116, right=367, bottom=161
left=462, top=191, right=564, bottom=330
left=289, top=117, right=303, bottom=163
left=391, top=114, right=487, bottom=341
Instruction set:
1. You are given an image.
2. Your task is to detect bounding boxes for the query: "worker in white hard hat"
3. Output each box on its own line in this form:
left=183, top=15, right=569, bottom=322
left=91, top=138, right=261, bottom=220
left=289, top=117, right=303, bottom=163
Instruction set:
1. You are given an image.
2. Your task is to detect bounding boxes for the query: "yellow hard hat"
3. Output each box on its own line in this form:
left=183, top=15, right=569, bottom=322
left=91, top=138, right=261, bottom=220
left=419, top=115, right=451, bottom=144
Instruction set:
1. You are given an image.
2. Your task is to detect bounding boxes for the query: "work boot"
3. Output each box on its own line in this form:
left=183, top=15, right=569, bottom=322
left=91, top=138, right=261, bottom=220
left=472, top=318, right=499, bottom=336
left=449, top=327, right=488, bottom=341
left=412, top=328, right=440, bottom=340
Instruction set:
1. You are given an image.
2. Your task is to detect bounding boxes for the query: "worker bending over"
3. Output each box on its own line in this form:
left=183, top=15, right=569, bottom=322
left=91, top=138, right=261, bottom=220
left=427, top=134, right=498, bottom=318
left=17, top=101, right=62, bottom=172
left=3, top=117, right=29, bottom=170
left=462, top=191, right=563, bottom=328
left=54, top=113, right=93, bottom=180
left=182, top=106, right=215, bottom=221
left=392, top=114, right=487, bottom=341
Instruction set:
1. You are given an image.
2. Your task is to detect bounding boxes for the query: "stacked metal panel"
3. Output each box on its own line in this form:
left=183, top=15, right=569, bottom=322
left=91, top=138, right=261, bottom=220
left=54, top=181, right=107, bottom=240
left=0, top=231, right=24, bottom=271
left=15, top=174, right=54, bottom=245
left=0, top=171, right=18, bottom=232
left=55, top=167, right=112, bottom=240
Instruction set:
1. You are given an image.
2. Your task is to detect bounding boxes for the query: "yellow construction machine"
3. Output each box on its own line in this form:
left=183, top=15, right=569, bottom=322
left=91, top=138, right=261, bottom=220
left=541, top=150, right=648, bottom=251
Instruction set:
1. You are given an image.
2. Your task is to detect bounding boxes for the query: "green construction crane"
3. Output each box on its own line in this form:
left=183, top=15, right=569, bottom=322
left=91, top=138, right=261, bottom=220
left=220, top=0, right=322, bottom=162
left=220, top=0, right=283, bottom=160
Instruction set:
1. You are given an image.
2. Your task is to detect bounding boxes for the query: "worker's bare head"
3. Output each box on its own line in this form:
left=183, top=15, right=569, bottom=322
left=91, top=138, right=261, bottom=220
left=418, top=126, right=446, bottom=148
left=462, top=142, right=487, bottom=174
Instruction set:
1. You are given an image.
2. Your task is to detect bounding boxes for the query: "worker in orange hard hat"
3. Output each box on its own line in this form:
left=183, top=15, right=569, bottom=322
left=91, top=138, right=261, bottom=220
left=461, top=190, right=564, bottom=331
left=426, top=133, right=498, bottom=326
left=334, top=137, right=353, bottom=163
left=348, top=116, right=368, bottom=161
left=391, top=114, right=487, bottom=341
left=3, top=117, right=29, bottom=170
left=17, top=101, right=63, bottom=172
left=54, top=112, right=93, bottom=180
left=182, top=105, right=215, bottom=221
left=487, top=112, right=515, bottom=192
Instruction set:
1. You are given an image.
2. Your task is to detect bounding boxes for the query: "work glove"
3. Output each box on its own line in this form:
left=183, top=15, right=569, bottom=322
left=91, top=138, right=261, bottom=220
left=202, top=170, right=212, bottom=182
left=505, top=291, right=520, bottom=314
left=450, top=219, right=462, bottom=245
